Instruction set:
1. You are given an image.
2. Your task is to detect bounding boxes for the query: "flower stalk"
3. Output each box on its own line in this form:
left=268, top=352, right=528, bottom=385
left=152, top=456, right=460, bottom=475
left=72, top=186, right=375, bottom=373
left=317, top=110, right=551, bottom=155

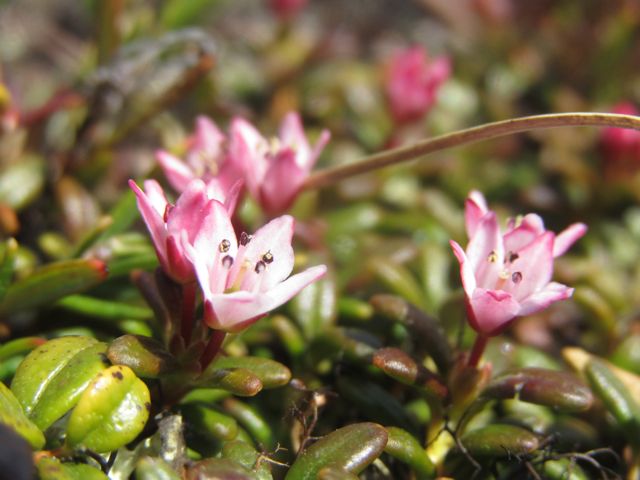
left=303, top=112, right=640, bottom=189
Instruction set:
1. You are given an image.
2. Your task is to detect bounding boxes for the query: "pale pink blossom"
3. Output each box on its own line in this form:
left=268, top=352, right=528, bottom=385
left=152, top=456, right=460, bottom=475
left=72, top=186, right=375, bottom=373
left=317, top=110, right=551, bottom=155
left=450, top=191, right=586, bottom=336
left=229, top=112, right=330, bottom=215
left=188, top=210, right=326, bottom=332
left=129, top=178, right=225, bottom=284
left=155, top=116, right=242, bottom=208
left=385, top=46, right=451, bottom=124
left=600, top=102, right=640, bottom=177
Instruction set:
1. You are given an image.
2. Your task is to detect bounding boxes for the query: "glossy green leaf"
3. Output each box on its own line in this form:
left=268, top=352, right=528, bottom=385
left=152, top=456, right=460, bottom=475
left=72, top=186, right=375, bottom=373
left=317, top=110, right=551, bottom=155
left=482, top=368, right=593, bottom=412
left=610, top=334, right=640, bottom=375
left=0, top=336, right=46, bottom=362
left=36, top=457, right=108, bottom=480
left=66, top=365, right=151, bottom=452
left=196, top=368, right=263, bottom=396
left=0, top=156, right=44, bottom=211
left=0, top=259, right=108, bottom=315
left=29, top=342, right=109, bottom=430
left=208, top=356, right=291, bottom=389
left=542, top=458, right=588, bottom=480
left=223, top=397, right=273, bottom=447
left=384, top=427, right=435, bottom=478
left=285, top=423, right=388, bottom=480
left=11, top=336, right=101, bottom=420
left=460, top=424, right=539, bottom=457
left=108, top=335, right=177, bottom=378
left=317, top=466, right=359, bottom=480
left=585, top=358, right=640, bottom=448
left=181, top=403, right=238, bottom=442
left=135, top=457, right=181, bottom=480
left=372, top=347, right=448, bottom=401
left=221, top=440, right=272, bottom=480
left=0, top=237, right=18, bottom=303
left=368, top=257, right=427, bottom=311
left=289, top=271, right=337, bottom=339
left=57, top=295, right=153, bottom=321
left=0, top=381, right=44, bottom=449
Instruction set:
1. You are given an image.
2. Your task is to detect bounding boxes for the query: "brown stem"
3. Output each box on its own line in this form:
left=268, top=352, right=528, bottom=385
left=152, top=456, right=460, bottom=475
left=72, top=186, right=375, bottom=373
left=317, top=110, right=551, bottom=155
left=303, top=112, right=640, bottom=190
left=467, top=334, right=488, bottom=367
left=200, top=330, right=226, bottom=370
left=180, top=282, right=197, bottom=345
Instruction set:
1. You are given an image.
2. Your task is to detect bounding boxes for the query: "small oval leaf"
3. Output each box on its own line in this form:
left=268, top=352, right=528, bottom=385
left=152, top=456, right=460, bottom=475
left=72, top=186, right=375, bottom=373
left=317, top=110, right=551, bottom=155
left=66, top=365, right=151, bottom=452
left=181, top=403, right=238, bottom=442
left=460, top=424, right=539, bottom=457
left=207, top=356, right=291, bottom=389
left=135, top=457, right=181, bottom=480
left=285, top=423, right=388, bottom=480
left=108, top=335, right=177, bottom=378
left=482, top=368, right=593, bottom=412
left=384, top=426, right=435, bottom=478
left=0, top=382, right=44, bottom=449
left=186, top=459, right=255, bottom=480
left=196, top=368, right=263, bottom=396
left=0, top=259, right=108, bottom=315
left=36, top=456, right=108, bottom=480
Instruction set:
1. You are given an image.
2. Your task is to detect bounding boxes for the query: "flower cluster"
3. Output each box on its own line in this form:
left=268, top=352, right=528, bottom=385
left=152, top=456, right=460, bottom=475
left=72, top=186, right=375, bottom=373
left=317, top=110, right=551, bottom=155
left=450, top=191, right=587, bottom=336
left=131, top=112, right=328, bottom=334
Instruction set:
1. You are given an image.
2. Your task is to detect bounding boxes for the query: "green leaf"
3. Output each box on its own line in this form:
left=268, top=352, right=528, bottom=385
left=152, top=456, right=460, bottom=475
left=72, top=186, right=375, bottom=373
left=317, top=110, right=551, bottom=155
left=0, top=259, right=108, bottom=315
left=186, top=458, right=255, bottom=480
left=0, top=156, right=44, bottom=211
left=0, top=238, right=18, bottom=303
left=11, top=336, right=101, bottom=420
left=482, top=368, right=593, bottom=412
left=0, top=336, right=46, bottom=362
left=207, top=356, right=291, bottom=389
left=460, top=424, right=539, bottom=457
left=368, top=258, right=427, bottom=311
left=135, top=457, right=181, bottom=480
left=195, top=368, right=263, bottom=396
left=181, top=403, right=238, bottom=442
left=384, top=427, right=435, bottom=479
left=222, top=397, right=273, bottom=447
left=66, top=365, right=151, bottom=452
left=0, top=381, right=44, bottom=449
left=108, top=335, right=177, bottom=378
left=285, top=423, right=388, bottom=480
left=36, top=456, right=108, bottom=480
left=56, top=295, right=153, bottom=321
left=221, top=440, right=272, bottom=480
left=289, top=271, right=337, bottom=339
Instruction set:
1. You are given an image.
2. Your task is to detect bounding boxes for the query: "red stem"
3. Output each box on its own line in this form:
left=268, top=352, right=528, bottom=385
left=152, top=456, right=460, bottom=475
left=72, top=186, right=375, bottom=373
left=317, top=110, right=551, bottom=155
left=200, top=330, right=226, bottom=370
left=467, top=334, right=488, bottom=367
left=180, top=282, right=197, bottom=345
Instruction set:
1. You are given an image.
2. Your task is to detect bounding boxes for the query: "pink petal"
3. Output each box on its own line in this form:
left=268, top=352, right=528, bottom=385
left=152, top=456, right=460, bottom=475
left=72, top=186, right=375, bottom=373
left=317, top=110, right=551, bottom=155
left=260, top=149, right=307, bottom=215
left=206, top=265, right=327, bottom=332
left=129, top=179, right=167, bottom=263
left=503, top=213, right=545, bottom=253
left=310, top=129, right=331, bottom=168
left=166, top=179, right=210, bottom=243
left=553, top=223, right=587, bottom=258
left=466, top=212, right=503, bottom=288
left=450, top=240, right=477, bottom=297
left=518, top=282, right=574, bottom=316
left=468, top=288, right=521, bottom=335
left=192, top=116, right=225, bottom=159
left=155, top=150, right=195, bottom=193
left=165, top=234, right=194, bottom=283
left=142, top=179, right=170, bottom=216
left=279, top=112, right=311, bottom=164
left=465, top=190, right=489, bottom=238
left=229, top=117, right=267, bottom=196
left=233, top=215, right=296, bottom=292
left=505, top=231, right=554, bottom=300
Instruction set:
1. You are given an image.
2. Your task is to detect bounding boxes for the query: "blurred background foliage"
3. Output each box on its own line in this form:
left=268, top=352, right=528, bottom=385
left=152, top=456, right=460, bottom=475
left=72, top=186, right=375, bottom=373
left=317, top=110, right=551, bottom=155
left=2, top=0, right=640, bottom=478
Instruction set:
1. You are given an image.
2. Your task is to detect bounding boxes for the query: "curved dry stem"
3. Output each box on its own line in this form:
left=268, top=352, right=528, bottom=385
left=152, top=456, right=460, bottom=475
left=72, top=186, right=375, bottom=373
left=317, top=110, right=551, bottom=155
left=303, top=112, right=640, bottom=190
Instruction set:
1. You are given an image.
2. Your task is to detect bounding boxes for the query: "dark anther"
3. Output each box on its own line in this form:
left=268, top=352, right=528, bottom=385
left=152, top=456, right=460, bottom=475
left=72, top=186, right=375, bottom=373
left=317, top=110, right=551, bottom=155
left=507, top=251, right=519, bottom=263
left=219, top=239, right=231, bottom=253
left=262, top=251, right=274, bottom=264
left=512, top=271, right=523, bottom=284
left=222, top=255, right=234, bottom=268
left=240, top=232, right=253, bottom=246
left=255, top=260, right=266, bottom=273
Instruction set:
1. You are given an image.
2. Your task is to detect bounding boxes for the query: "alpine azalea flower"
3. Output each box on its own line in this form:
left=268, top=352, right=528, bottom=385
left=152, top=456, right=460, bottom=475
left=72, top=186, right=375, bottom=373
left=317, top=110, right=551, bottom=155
left=229, top=112, right=330, bottom=215
left=155, top=116, right=242, bottom=207
left=187, top=206, right=327, bottom=332
left=129, top=178, right=230, bottom=284
left=450, top=191, right=587, bottom=336
left=385, top=46, right=451, bottom=124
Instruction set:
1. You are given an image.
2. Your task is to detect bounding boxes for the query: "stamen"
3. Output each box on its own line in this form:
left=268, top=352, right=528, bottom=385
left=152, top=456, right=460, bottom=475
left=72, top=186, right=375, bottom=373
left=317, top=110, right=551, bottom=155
left=163, top=204, right=174, bottom=223
left=240, top=232, right=253, bottom=246
left=255, top=260, right=266, bottom=273
left=222, top=255, right=234, bottom=268
left=219, top=239, right=231, bottom=253
left=262, top=251, right=274, bottom=264
left=487, top=250, right=498, bottom=263
left=499, top=270, right=510, bottom=280
left=506, top=251, right=519, bottom=263
left=512, top=271, right=523, bottom=284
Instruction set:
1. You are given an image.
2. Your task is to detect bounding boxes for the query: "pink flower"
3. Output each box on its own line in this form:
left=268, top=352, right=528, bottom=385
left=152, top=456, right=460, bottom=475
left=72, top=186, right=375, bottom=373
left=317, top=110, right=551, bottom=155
left=187, top=208, right=327, bottom=332
left=450, top=191, right=587, bottom=336
left=385, top=46, right=451, bottom=124
left=229, top=112, right=330, bottom=215
left=129, top=178, right=230, bottom=284
left=268, top=0, right=307, bottom=19
left=155, top=116, right=242, bottom=208
left=600, top=102, right=640, bottom=177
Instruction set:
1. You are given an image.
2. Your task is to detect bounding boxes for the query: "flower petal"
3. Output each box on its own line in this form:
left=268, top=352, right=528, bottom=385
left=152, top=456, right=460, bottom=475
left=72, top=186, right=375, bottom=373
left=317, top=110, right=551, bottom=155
left=553, top=223, right=587, bottom=258
left=167, top=179, right=210, bottom=243
left=468, top=288, right=521, bottom=335
left=518, top=282, right=574, bottom=316
left=450, top=240, right=476, bottom=297
left=155, top=150, right=195, bottom=193
left=259, top=149, right=307, bottom=214
left=229, top=117, right=267, bottom=197
left=505, top=231, right=554, bottom=300
left=466, top=212, right=503, bottom=288
left=206, top=265, right=327, bottom=332
left=465, top=190, right=489, bottom=238
left=503, top=213, right=545, bottom=253
left=129, top=179, right=167, bottom=263
left=279, top=112, right=311, bottom=165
